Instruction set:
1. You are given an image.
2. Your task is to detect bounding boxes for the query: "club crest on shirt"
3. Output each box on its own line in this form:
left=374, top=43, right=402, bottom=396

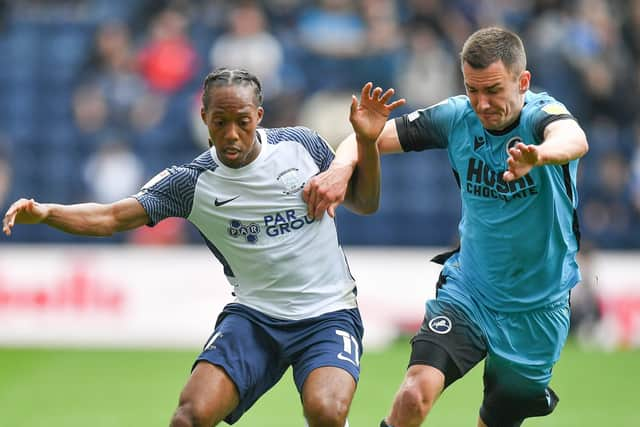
left=428, top=316, right=452, bottom=334
left=277, top=168, right=304, bottom=195
left=506, top=136, right=524, bottom=154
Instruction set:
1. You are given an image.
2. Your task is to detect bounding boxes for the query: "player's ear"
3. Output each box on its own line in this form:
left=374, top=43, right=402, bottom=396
left=256, top=106, right=264, bottom=124
left=200, top=106, right=207, bottom=124
left=519, top=71, right=531, bottom=93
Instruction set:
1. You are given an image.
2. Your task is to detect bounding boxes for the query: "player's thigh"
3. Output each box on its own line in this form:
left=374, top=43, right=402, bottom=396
left=484, top=299, right=570, bottom=395
left=411, top=299, right=486, bottom=388
left=177, top=361, right=239, bottom=423
left=196, top=310, right=289, bottom=424
left=290, top=308, right=364, bottom=394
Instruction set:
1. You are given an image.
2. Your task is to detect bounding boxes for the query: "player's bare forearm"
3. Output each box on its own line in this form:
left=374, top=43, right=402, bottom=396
left=47, top=199, right=148, bottom=236
left=44, top=203, right=119, bottom=236
left=343, top=84, right=405, bottom=214
left=539, top=119, right=589, bottom=165
left=504, top=120, right=588, bottom=181
left=536, top=134, right=589, bottom=165
left=343, top=137, right=380, bottom=215
left=4, top=198, right=149, bottom=237
left=41, top=203, right=111, bottom=236
left=334, top=134, right=358, bottom=171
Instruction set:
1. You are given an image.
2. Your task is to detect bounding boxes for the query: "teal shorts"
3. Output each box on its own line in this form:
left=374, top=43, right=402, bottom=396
left=425, top=282, right=570, bottom=397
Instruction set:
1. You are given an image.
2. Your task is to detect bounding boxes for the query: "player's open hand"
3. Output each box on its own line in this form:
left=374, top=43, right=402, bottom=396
left=350, top=82, right=405, bottom=145
left=503, top=142, right=540, bottom=182
left=2, top=198, right=47, bottom=236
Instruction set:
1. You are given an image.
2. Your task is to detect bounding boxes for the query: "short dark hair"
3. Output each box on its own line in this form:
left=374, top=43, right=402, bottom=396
left=202, top=68, right=263, bottom=110
left=460, top=27, right=526, bottom=75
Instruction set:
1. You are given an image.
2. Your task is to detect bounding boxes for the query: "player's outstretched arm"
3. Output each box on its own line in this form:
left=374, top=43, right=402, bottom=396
left=303, top=83, right=405, bottom=218
left=3, top=197, right=149, bottom=237
left=345, top=82, right=406, bottom=214
left=503, top=119, right=589, bottom=182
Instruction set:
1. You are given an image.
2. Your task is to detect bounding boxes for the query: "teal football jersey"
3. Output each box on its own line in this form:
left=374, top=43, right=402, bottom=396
left=395, top=91, right=581, bottom=312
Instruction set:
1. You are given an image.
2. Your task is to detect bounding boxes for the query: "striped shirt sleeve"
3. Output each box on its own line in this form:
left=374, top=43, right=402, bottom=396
left=134, top=151, right=216, bottom=225
left=268, top=126, right=335, bottom=172
left=134, top=166, right=199, bottom=226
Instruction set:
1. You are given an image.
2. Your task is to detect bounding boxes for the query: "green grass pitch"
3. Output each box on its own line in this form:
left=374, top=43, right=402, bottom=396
left=0, top=339, right=637, bottom=426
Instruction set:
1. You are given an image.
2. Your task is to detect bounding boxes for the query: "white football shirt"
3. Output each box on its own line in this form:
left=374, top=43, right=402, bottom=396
left=134, top=127, right=357, bottom=320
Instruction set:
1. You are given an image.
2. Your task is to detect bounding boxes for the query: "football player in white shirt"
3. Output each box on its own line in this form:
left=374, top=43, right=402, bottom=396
left=3, top=68, right=404, bottom=427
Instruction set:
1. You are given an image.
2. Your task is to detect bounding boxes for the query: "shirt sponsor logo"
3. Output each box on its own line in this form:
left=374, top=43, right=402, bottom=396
left=227, top=210, right=315, bottom=243
left=465, top=158, right=538, bottom=201
left=228, top=220, right=261, bottom=243
left=473, top=136, right=486, bottom=151
left=264, top=209, right=314, bottom=237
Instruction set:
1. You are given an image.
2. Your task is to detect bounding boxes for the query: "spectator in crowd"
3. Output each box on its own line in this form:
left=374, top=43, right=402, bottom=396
left=359, top=0, right=403, bottom=90
left=296, top=0, right=367, bottom=91
left=72, top=83, right=110, bottom=136
left=209, top=1, right=284, bottom=104
left=137, top=8, right=199, bottom=94
left=394, top=25, right=459, bottom=109
left=82, top=135, right=144, bottom=204
left=208, top=1, right=300, bottom=127
left=297, top=0, right=366, bottom=58
left=84, top=20, right=147, bottom=130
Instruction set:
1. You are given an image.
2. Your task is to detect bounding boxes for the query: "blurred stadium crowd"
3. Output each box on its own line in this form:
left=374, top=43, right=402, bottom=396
left=0, top=0, right=639, bottom=249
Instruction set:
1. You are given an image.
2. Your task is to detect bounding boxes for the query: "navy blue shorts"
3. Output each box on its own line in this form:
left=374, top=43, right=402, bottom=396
left=195, top=303, right=364, bottom=424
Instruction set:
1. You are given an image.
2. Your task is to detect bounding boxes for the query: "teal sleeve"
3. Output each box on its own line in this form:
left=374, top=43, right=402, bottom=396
left=527, top=98, right=575, bottom=144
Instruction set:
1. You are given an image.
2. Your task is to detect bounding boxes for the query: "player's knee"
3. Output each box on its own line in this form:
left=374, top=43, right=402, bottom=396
left=170, top=401, right=211, bottom=427
left=394, top=382, right=437, bottom=420
left=169, top=405, right=193, bottom=427
left=480, top=387, right=559, bottom=427
left=394, top=366, right=443, bottom=420
left=303, top=393, right=350, bottom=427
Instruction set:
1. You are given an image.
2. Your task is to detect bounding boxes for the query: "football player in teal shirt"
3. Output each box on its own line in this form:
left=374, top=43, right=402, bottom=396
left=305, top=27, right=589, bottom=427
